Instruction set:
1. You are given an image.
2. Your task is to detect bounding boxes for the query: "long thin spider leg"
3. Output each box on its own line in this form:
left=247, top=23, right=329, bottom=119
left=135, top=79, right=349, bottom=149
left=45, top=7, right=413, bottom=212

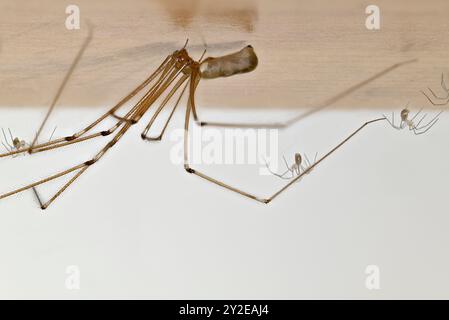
left=309, top=152, right=319, bottom=169
left=383, top=112, right=401, bottom=130
left=282, top=156, right=296, bottom=178
left=413, top=118, right=440, bottom=135
left=1, top=142, right=11, bottom=153
left=29, top=124, right=123, bottom=154
left=198, top=59, right=417, bottom=128
left=410, top=109, right=423, bottom=123
left=304, top=153, right=312, bottom=168
left=32, top=186, right=44, bottom=209
left=0, top=162, right=86, bottom=205
left=262, top=155, right=293, bottom=179
left=49, top=126, right=57, bottom=142
left=61, top=54, right=174, bottom=142
left=412, top=117, right=439, bottom=135
left=183, top=38, right=189, bottom=49
left=1, top=128, right=13, bottom=151
left=8, top=129, right=15, bottom=146
left=198, top=48, right=207, bottom=63
left=188, top=74, right=201, bottom=123
left=302, top=152, right=317, bottom=175
left=3, top=129, right=13, bottom=149
left=30, top=67, right=182, bottom=156
left=183, top=71, right=264, bottom=202
left=54, top=58, right=176, bottom=151
left=131, top=61, right=189, bottom=123
left=282, top=167, right=295, bottom=179
left=112, top=63, right=180, bottom=127
left=30, top=22, right=93, bottom=152
left=137, top=69, right=188, bottom=125
left=279, top=155, right=297, bottom=178
left=0, top=122, right=134, bottom=209
left=155, top=77, right=190, bottom=141
left=141, top=79, right=189, bottom=141
left=14, top=58, right=186, bottom=208
left=141, top=74, right=189, bottom=141
left=412, top=111, right=442, bottom=135
left=0, top=55, right=177, bottom=159
left=281, top=155, right=290, bottom=170
left=266, top=117, right=387, bottom=202
left=183, top=67, right=388, bottom=203
left=300, top=154, right=316, bottom=174
left=264, top=164, right=294, bottom=180
left=188, top=110, right=387, bottom=203
left=0, top=116, right=126, bottom=159
left=0, top=62, right=178, bottom=158
left=137, top=56, right=190, bottom=128
left=292, top=163, right=301, bottom=178
left=414, top=111, right=443, bottom=131
left=111, top=57, right=177, bottom=121
left=289, top=164, right=297, bottom=177
left=413, top=113, right=428, bottom=130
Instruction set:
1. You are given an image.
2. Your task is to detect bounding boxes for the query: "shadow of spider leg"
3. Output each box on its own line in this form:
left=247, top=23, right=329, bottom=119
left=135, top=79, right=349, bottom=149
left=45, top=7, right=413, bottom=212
left=383, top=107, right=442, bottom=135
left=422, top=73, right=449, bottom=106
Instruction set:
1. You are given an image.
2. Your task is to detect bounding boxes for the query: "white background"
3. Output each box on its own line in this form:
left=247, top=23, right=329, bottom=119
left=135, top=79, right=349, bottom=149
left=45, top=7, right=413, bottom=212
left=0, top=106, right=448, bottom=299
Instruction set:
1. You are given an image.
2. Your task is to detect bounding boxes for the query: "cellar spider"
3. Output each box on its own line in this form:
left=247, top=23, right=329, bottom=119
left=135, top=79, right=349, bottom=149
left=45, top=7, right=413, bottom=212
left=383, top=105, right=442, bottom=135
left=265, top=152, right=318, bottom=180
left=1, top=127, right=58, bottom=158
left=1, top=128, right=29, bottom=158
left=266, top=106, right=442, bottom=182
left=0, top=39, right=426, bottom=209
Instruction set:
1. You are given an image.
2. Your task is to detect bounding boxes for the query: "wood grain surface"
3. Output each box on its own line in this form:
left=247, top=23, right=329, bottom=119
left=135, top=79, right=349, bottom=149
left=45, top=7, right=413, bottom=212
left=0, top=0, right=448, bottom=109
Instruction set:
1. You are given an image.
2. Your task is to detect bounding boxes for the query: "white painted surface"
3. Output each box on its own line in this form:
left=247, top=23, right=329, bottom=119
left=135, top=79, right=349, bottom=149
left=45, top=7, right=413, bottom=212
left=0, top=106, right=447, bottom=299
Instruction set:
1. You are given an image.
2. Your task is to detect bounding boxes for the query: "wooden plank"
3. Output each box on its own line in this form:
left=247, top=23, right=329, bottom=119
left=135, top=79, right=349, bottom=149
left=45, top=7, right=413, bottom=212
left=0, top=0, right=448, bottom=109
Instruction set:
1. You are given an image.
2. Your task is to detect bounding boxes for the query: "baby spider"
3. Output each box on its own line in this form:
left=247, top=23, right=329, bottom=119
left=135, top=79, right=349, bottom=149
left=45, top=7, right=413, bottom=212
left=1, top=127, right=57, bottom=158
left=265, top=152, right=318, bottom=180
left=383, top=107, right=442, bottom=135
left=1, top=128, right=29, bottom=157
left=422, top=73, right=449, bottom=106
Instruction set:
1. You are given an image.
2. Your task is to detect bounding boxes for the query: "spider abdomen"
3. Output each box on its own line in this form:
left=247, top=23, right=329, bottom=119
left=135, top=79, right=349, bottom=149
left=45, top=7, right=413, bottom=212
left=199, top=45, right=258, bottom=79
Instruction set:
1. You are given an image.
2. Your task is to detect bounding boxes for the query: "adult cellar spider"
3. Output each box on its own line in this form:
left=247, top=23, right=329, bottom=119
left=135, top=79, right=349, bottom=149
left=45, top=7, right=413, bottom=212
left=0, top=40, right=437, bottom=209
